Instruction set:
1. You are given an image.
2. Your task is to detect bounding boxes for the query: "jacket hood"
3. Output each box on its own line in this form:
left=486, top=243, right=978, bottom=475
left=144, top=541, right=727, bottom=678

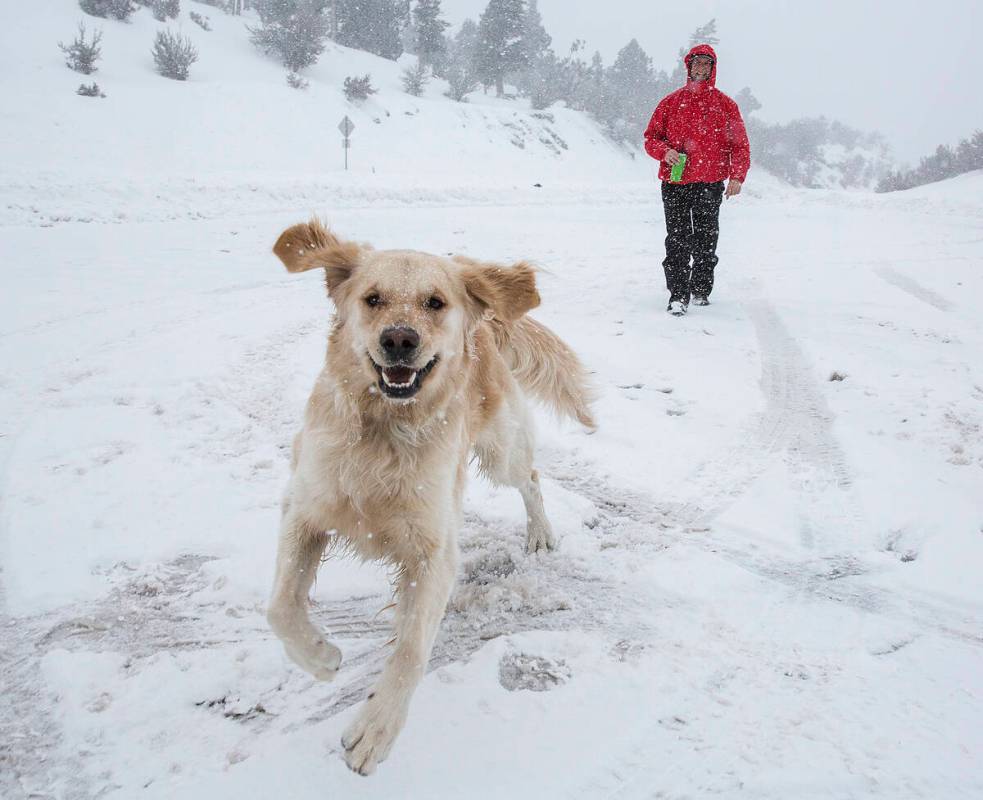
left=684, top=43, right=717, bottom=89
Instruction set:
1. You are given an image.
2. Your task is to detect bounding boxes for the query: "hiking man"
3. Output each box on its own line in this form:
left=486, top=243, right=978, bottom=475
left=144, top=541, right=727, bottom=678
left=644, top=44, right=750, bottom=315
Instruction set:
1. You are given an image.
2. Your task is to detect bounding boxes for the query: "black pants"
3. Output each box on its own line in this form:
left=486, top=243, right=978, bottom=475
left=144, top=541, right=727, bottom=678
left=661, top=181, right=725, bottom=303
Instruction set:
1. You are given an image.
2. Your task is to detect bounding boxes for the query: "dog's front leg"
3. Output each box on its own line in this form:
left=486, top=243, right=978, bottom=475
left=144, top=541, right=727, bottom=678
left=342, top=538, right=458, bottom=775
left=267, top=514, right=342, bottom=681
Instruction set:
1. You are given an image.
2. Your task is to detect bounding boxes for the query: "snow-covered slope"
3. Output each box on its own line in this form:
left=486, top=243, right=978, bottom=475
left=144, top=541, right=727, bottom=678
left=2, top=6, right=982, bottom=800
left=2, top=0, right=644, bottom=228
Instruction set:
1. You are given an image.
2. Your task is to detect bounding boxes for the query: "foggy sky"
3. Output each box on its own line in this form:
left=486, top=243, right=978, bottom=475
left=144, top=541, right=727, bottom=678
left=441, top=0, right=983, bottom=164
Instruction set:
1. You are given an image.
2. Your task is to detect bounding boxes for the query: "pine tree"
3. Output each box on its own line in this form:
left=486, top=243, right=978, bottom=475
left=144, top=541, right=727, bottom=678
left=513, top=0, right=552, bottom=100
left=474, top=0, right=527, bottom=97
left=604, top=39, right=658, bottom=142
left=521, top=0, right=550, bottom=64
left=152, top=28, right=198, bottom=80
left=59, top=21, right=103, bottom=74
left=413, top=0, right=449, bottom=72
left=79, top=0, right=136, bottom=20
left=735, top=87, right=761, bottom=116
left=250, top=0, right=330, bottom=72
left=689, top=18, right=719, bottom=47
left=400, top=57, right=430, bottom=95
left=336, top=0, right=403, bottom=60
left=444, top=18, right=479, bottom=101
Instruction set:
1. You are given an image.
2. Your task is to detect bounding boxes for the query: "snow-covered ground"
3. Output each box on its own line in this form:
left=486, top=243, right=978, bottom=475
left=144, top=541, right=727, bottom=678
left=2, top=2, right=983, bottom=798
left=4, top=174, right=982, bottom=798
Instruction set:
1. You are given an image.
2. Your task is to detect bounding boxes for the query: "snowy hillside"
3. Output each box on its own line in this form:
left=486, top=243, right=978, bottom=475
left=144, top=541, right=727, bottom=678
left=2, top=4, right=983, bottom=800
left=2, top=0, right=647, bottom=227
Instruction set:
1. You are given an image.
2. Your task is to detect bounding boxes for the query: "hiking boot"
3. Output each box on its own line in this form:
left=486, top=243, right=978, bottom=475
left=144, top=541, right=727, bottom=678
left=691, top=294, right=710, bottom=306
left=667, top=300, right=688, bottom=316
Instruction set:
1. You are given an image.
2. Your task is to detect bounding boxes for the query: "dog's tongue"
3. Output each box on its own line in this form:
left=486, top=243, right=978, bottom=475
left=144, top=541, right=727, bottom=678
left=382, top=366, right=415, bottom=386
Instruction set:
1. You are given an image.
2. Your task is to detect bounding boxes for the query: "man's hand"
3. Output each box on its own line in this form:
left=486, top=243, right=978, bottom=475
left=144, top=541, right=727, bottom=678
left=725, top=179, right=743, bottom=198
left=664, top=148, right=682, bottom=166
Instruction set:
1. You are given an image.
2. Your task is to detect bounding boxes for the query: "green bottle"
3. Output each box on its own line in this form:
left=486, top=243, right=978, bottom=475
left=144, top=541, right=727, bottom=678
left=669, top=153, right=687, bottom=182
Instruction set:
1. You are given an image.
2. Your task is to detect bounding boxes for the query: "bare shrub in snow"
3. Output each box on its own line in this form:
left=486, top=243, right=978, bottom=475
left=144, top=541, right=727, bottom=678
left=77, top=81, right=106, bottom=97
left=400, top=60, right=429, bottom=97
left=59, top=21, right=103, bottom=74
left=286, top=71, right=309, bottom=90
left=343, top=74, right=377, bottom=102
left=151, top=0, right=179, bottom=21
left=152, top=29, right=198, bottom=80
left=79, top=0, right=137, bottom=20
left=190, top=11, right=211, bottom=30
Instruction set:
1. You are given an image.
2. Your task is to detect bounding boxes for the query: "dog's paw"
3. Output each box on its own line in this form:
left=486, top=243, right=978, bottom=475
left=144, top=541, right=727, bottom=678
left=283, top=635, right=342, bottom=681
left=526, top=523, right=556, bottom=554
left=341, top=695, right=408, bottom=776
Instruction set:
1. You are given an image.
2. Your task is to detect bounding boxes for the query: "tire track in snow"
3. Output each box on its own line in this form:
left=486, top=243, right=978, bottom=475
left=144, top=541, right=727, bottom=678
left=875, top=266, right=955, bottom=312
left=640, top=297, right=864, bottom=555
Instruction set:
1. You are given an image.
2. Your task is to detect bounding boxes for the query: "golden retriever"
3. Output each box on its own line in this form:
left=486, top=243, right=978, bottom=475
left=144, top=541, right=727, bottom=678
left=266, top=219, right=595, bottom=774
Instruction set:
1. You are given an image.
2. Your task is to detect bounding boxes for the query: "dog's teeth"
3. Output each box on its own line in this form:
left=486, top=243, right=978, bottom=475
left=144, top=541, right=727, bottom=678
left=383, top=371, right=417, bottom=388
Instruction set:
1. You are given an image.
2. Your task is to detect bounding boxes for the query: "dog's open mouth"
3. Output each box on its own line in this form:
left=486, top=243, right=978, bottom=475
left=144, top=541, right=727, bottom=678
left=371, top=356, right=439, bottom=399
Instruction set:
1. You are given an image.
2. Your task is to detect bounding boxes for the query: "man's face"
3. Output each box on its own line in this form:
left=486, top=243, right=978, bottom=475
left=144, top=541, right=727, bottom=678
left=689, top=55, right=713, bottom=81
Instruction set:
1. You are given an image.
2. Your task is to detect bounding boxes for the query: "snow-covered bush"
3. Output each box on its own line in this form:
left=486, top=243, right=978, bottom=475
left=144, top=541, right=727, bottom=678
left=151, top=0, right=179, bottom=21
left=343, top=74, right=377, bottom=102
left=59, top=21, right=103, bottom=74
left=286, top=71, right=309, bottom=90
left=79, top=0, right=136, bottom=20
left=190, top=11, right=211, bottom=30
left=152, top=29, right=198, bottom=80
left=76, top=81, right=106, bottom=97
left=443, top=61, right=477, bottom=102
left=400, top=60, right=429, bottom=97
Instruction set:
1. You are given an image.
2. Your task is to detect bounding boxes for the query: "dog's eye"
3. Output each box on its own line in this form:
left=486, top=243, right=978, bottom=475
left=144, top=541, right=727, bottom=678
left=365, top=294, right=381, bottom=307
left=427, top=296, right=445, bottom=311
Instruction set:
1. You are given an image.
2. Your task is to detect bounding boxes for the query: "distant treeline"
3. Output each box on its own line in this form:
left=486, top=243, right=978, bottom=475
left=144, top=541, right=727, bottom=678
left=876, top=131, right=983, bottom=192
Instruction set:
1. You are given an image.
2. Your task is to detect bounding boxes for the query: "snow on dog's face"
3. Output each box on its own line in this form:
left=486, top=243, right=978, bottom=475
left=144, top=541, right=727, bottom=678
left=342, top=248, right=467, bottom=401
left=273, top=219, right=540, bottom=405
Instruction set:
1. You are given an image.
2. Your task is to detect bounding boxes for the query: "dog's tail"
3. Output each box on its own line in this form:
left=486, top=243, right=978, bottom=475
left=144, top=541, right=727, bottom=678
left=493, top=317, right=597, bottom=431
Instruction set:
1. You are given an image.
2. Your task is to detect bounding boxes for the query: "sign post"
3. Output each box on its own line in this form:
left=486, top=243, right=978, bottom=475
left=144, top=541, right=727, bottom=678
left=338, top=115, right=355, bottom=171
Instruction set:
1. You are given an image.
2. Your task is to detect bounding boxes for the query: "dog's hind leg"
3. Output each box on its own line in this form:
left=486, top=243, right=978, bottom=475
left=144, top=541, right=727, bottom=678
left=476, top=402, right=556, bottom=554
left=342, top=537, right=457, bottom=775
left=516, top=467, right=555, bottom=553
left=267, top=514, right=342, bottom=681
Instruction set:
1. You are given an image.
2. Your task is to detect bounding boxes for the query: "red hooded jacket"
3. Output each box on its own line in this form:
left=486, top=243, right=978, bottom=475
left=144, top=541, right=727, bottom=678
left=644, top=44, right=750, bottom=184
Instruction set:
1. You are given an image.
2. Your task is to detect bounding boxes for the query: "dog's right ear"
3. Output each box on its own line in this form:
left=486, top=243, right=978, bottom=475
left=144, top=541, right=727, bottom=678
left=272, top=219, right=362, bottom=295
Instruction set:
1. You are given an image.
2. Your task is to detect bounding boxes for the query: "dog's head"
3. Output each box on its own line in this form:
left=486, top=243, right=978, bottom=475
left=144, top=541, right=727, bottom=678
left=273, top=219, right=540, bottom=403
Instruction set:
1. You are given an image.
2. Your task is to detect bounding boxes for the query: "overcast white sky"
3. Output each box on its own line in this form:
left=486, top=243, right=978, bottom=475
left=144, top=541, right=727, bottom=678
left=441, top=0, right=983, bottom=164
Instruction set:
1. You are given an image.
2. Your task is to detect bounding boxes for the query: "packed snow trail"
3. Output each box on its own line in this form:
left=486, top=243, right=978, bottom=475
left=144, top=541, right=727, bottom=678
left=2, top=188, right=982, bottom=798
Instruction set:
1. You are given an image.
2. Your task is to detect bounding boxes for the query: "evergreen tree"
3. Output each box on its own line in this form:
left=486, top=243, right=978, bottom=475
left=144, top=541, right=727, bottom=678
left=603, top=39, right=662, bottom=142
left=400, top=57, right=430, bottom=95
left=474, top=0, right=527, bottom=97
left=513, top=0, right=552, bottom=100
left=413, top=0, right=449, bottom=72
left=520, top=0, right=550, bottom=64
left=734, top=87, right=761, bottom=116
left=689, top=18, right=718, bottom=47
left=59, top=21, right=103, bottom=74
left=336, top=0, right=403, bottom=60
left=444, top=18, right=479, bottom=101
left=152, top=28, right=198, bottom=80
left=250, top=0, right=330, bottom=72
left=79, top=0, right=136, bottom=20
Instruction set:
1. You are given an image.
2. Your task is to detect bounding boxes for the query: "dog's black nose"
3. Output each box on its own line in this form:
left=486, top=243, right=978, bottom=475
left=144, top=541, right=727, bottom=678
left=380, top=326, right=420, bottom=360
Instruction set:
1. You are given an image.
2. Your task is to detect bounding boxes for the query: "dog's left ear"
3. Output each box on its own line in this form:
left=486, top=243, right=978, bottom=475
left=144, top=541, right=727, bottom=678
left=272, top=218, right=363, bottom=296
left=457, top=257, right=541, bottom=322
